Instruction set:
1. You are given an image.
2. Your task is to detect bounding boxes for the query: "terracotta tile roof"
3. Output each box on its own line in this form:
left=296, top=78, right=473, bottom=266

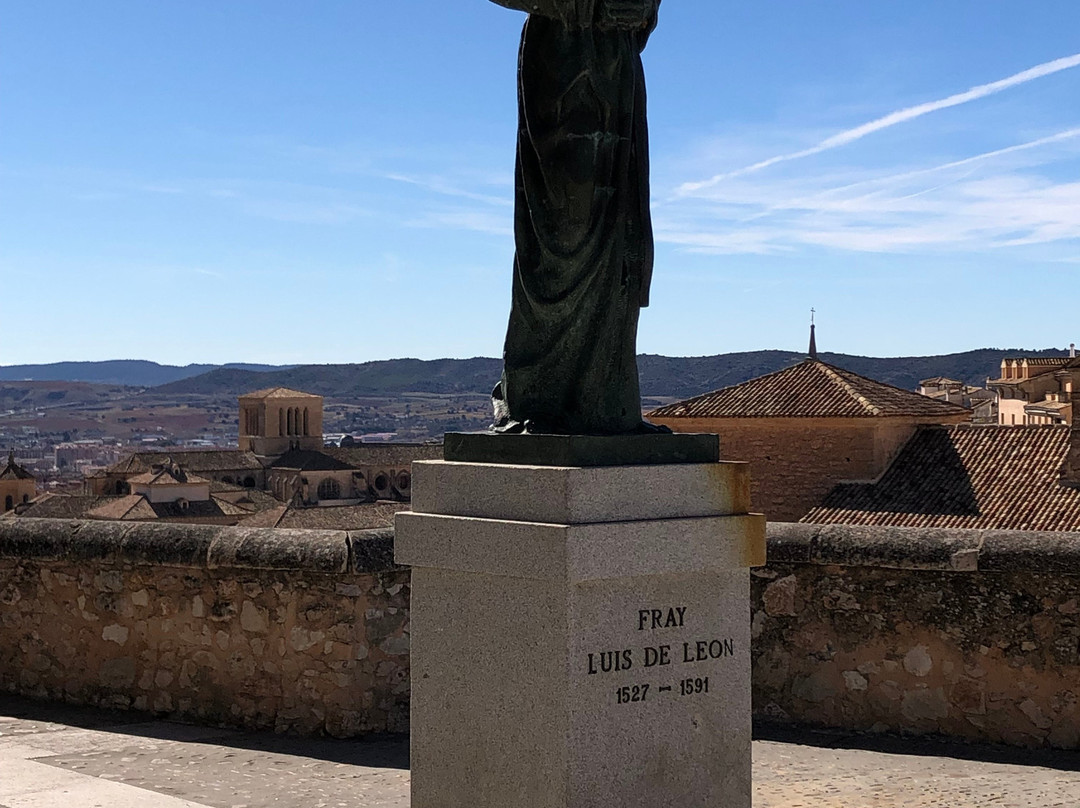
left=106, top=450, right=263, bottom=474
left=270, top=449, right=355, bottom=472
left=147, top=499, right=235, bottom=519
left=646, top=359, right=970, bottom=420
left=240, top=505, right=289, bottom=528
left=1006, top=357, right=1074, bottom=367
left=209, top=483, right=280, bottom=512
left=804, top=425, right=1080, bottom=531
left=128, top=466, right=211, bottom=486
left=16, top=491, right=256, bottom=523
left=239, top=387, right=321, bottom=400
left=1026, top=401, right=1071, bottom=413
left=324, top=444, right=442, bottom=467
left=0, top=453, right=35, bottom=481
left=13, top=494, right=112, bottom=519
left=239, top=502, right=407, bottom=531
left=87, top=494, right=151, bottom=521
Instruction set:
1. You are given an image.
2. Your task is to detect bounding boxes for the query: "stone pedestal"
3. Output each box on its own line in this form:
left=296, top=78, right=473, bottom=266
left=396, top=457, right=765, bottom=808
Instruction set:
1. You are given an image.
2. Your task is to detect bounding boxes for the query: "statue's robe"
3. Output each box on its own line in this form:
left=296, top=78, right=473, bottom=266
left=491, top=0, right=659, bottom=435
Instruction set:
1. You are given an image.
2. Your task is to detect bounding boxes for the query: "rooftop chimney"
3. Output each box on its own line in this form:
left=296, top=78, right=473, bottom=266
left=1071, top=343, right=1076, bottom=358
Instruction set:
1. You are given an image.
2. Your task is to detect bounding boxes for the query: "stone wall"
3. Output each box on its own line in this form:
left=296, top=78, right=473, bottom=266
left=7, top=517, right=1080, bottom=749
left=754, top=523, right=1080, bottom=749
left=0, top=519, right=409, bottom=737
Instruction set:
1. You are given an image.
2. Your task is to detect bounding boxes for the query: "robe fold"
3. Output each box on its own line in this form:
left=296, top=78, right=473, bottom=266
left=492, top=0, right=659, bottom=435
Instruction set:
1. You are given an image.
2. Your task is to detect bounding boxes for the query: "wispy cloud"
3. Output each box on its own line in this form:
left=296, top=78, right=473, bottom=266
left=679, top=52, right=1080, bottom=194
left=655, top=129, right=1080, bottom=255
left=383, top=172, right=512, bottom=208
left=733, top=127, right=1080, bottom=220
left=407, top=209, right=513, bottom=237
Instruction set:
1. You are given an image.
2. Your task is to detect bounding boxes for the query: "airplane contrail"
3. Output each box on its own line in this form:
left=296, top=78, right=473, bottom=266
left=678, top=52, right=1080, bottom=195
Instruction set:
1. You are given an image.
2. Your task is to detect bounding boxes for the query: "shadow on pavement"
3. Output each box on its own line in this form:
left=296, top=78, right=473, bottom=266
left=755, top=718, right=1080, bottom=773
left=0, top=693, right=409, bottom=770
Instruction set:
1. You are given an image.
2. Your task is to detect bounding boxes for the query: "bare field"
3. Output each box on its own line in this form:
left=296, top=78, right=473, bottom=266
left=0, top=382, right=492, bottom=445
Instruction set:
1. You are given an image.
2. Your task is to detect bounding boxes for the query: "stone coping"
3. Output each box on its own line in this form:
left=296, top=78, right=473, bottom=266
left=0, top=518, right=398, bottom=575
left=769, top=522, right=1080, bottom=575
left=8, top=518, right=1078, bottom=577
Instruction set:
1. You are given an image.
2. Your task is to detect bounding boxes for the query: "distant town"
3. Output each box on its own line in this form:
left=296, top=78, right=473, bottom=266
left=3, top=341, right=1077, bottom=533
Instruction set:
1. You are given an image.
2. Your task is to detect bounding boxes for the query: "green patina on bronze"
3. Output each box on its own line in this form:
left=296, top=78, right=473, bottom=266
left=489, top=0, right=662, bottom=436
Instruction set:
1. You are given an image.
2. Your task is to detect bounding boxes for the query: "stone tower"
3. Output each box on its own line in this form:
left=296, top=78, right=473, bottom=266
left=0, top=451, right=36, bottom=512
left=238, top=388, right=324, bottom=456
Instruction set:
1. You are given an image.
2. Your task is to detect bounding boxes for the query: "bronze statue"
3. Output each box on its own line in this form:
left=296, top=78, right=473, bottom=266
left=489, top=0, right=662, bottom=436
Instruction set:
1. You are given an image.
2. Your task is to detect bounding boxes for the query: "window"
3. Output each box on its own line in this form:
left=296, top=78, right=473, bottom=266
left=317, top=478, right=341, bottom=500
left=4, top=496, right=12, bottom=512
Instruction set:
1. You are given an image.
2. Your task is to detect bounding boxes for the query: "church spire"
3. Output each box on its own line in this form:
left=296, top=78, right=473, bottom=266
left=808, top=309, right=818, bottom=360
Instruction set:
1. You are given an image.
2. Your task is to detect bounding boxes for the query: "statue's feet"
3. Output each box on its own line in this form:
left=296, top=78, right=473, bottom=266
left=632, top=420, right=672, bottom=435
left=490, top=418, right=526, bottom=435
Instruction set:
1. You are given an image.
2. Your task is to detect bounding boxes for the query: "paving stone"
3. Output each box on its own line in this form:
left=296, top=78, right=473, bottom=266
left=4, top=695, right=1080, bottom=807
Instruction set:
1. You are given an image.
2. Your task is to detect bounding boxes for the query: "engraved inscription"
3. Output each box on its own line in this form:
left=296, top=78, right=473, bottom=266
left=637, top=607, right=686, bottom=630
left=583, top=605, right=735, bottom=705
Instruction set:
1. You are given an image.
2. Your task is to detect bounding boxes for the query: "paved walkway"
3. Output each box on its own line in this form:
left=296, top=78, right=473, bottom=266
left=2, top=696, right=1079, bottom=807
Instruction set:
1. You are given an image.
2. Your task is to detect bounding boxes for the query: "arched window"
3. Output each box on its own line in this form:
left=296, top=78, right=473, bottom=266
left=243, top=476, right=256, bottom=488
left=22, top=494, right=30, bottom=504
left=303, top=408, right=309, bottom=436
left=287, top=408, right=294, bottom=435
left=4, top=496, right=12, bottom=512
left=317, top=478, right=341, bottom=501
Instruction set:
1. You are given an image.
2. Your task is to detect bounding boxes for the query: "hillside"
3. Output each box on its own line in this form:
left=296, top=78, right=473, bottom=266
left=640, top=348, right=1069, bottom=399
left=155, top=358, right=504, bottom=397
left=150, top=348, right=1068, bottom=401
left=0, top=360, right=288, bottom=387
left=0, top=380, right=138, bottom=412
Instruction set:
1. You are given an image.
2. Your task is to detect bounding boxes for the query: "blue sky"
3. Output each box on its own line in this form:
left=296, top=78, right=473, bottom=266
left=3, top=1, right=1079, bottom=366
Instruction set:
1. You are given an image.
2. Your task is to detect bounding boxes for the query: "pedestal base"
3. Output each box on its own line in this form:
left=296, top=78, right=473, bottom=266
left=396, top=459, right=764, bottom=808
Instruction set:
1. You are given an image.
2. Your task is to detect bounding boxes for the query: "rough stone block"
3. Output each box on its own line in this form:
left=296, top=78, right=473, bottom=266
left=208, top=528, right=347, bottom=573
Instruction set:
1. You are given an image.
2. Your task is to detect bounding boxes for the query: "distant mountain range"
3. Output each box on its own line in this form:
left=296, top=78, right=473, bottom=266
left=3, top=349, right=1064, bottom=401
left=0, top=361, right=290, bottom=387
